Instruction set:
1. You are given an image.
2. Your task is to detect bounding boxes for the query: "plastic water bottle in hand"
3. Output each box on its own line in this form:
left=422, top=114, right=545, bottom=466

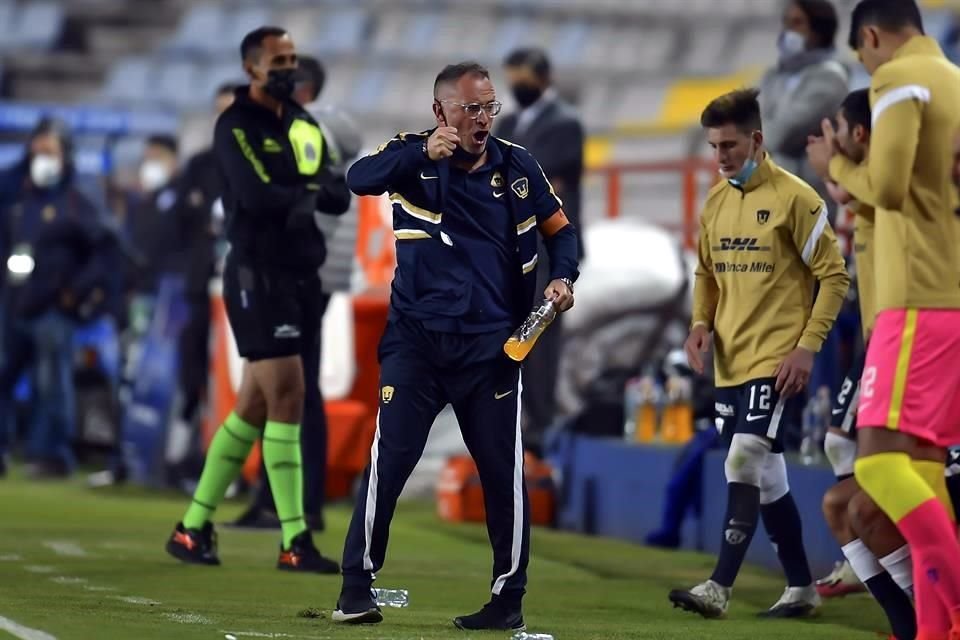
left=504, top=299, right=557, bottom=362
left=372, top=588, right=409, bottom=608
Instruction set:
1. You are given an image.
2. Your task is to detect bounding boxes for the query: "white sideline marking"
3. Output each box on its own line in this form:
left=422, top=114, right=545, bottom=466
left=0, top=553, right=22, bottom=561
left=220, top=632, right=335, bottom=639
left=42, top=541, right=89, bottom=558
left=162, top=613, right=212, bottom=624
left=82, top=585, right=116, bottom=592
left=110, top=596, right=161, bottom=606
left=23, top=565, right=56, bottom=574
left=49, top=577, right=87, bottom=585
left=0, top=615, right=57, bottom=640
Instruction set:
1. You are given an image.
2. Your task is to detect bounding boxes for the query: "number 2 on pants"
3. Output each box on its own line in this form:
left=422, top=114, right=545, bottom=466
left=861, top=366, right=877, bottom=400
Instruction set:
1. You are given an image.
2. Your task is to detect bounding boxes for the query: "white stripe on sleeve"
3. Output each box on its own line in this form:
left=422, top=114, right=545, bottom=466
left=872, top=85, right=930, bottom=127
left=801, top=207, right=830, bottom=265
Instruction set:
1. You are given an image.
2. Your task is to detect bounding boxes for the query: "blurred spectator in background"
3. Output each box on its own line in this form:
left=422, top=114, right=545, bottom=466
left=230, top=55, right=361, bottom=531
left=494, top=47, right=585, bottom=453
left=759, top=0, right=849, bottom=206
left=0, top=118, right=112, bottom=478
left=162, top=83, right=238, bottom=487
left=129, top=134, right=181, bottom=296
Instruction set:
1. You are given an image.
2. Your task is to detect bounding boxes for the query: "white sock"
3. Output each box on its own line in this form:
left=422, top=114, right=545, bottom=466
left=841, top=539, right=882, bottom=582
left=879, top=545, right=913, bottom=596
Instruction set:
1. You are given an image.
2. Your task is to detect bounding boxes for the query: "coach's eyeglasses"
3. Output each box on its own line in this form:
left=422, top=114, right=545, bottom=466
left=440, top=100, right=502, bottom=119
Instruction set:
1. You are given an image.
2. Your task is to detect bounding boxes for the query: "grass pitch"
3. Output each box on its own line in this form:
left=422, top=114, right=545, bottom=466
left=0, top=471, right=888, bottom=639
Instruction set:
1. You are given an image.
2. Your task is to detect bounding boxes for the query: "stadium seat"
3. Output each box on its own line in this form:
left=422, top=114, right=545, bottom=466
left=727, top=27, right=779, bottom=74
left=164, top=4, right=224, bottom=56
left=0, top=0, right=15, bottom=47
left=349, top=66, right=390, bottom=114
left=202, top=60, right=245, bottom=92
left=313, top=8, right=369, bottom=54
left=154, top=61, right=203, bottom=110
left=682, top=26, right=737, bottom=75
left=549, top=20, right=591, bottom=67
left=489, top=15, right=537, bottom=60
left=369, top=11, right=413, bottom=56
left=399, top=13, right=442, bottom=56
left=101, top=57, right=155, bottom=105
left=2, top=0, right=64, bottom=52
left=225, top=6, right=274, bottom=53
left=613, top=82, right=672, bottom=126
left=432, top=11, right=498, bottom=61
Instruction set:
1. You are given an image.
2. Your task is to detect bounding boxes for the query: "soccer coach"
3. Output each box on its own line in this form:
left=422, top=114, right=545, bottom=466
left=332, top=62, right=580, bottom=630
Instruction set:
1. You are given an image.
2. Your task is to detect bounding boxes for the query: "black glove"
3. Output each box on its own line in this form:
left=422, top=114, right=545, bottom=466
left=284, top=185, right=320, bottom=232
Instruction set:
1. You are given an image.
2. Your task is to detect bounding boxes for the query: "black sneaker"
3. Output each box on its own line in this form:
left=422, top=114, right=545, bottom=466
left=277, top=530, right=339, bottom=574
left=165, top=521, right=220, bottom=566
left=332, top=587, right=383, bottom=624
left=453, top=597, right=525, bottom=631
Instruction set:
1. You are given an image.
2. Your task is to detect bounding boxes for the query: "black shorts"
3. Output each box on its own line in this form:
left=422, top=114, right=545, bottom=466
left=714, top=377, right=800, bottom=454
left=831, top=352, right=866, bottom=439
left=222, top=252, right=324, bottom=362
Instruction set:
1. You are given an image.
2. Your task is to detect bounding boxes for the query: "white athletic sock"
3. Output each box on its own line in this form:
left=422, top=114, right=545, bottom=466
left=841, top=539, right=883, bottom=582
left=879, top=545, right=914, bottom=596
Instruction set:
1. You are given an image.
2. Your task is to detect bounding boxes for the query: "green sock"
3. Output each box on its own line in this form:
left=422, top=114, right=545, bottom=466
left=263, top=420, right=306, bottom=549
left=182, top=412, right=260, bottom=530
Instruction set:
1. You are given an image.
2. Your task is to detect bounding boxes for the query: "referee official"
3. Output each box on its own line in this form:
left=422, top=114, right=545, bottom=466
left=332, top=62, right=579, bottom=631
left=165, top=26, right=349, bottom=572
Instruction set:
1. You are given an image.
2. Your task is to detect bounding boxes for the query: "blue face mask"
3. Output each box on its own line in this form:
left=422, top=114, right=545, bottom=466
left=727, top=135, right=760, bottom=188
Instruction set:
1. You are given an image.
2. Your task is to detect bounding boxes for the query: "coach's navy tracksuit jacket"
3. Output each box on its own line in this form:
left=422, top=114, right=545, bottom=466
left=340, top=131, right=579, bottom=601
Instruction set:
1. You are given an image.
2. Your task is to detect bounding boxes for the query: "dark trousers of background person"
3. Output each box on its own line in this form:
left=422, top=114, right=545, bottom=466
left=341, top=316, right=531, bottom=601
left=177, top=293, right=211, bottom=430
left=521, top=258, right=562, bottom=455
left=249, top=293, right=330, bottom=525
left=0, top=309, right=76, bottom=471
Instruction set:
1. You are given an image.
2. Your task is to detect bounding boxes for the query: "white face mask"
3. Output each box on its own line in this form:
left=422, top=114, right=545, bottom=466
left=778, top=30, right=807, bottom=59
left=30, top=154, right=62, bottom=188
left=140, top=160, right=171, bottom=192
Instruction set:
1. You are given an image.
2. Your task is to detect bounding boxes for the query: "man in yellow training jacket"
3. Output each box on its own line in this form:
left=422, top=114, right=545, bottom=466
left=807, top=2, right=960, bottom=638
left=669, top=88, right=849, bottom=620
left=814, top=89, right=919, bottom=640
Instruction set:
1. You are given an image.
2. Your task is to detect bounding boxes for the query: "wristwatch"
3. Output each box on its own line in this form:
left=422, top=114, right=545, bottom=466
left=559, top=277, right=574, bottom=293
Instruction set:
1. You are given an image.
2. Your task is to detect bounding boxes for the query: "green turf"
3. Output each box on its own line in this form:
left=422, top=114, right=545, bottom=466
left=0, top=471, right=888, bottom=640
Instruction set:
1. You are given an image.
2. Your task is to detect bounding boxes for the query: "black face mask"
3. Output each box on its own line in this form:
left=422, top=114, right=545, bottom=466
left=511, top=84, right=543, bottom=108
left=264, top=68, right=297, bottom=101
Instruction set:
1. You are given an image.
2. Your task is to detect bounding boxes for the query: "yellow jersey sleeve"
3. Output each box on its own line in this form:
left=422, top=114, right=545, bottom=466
left=692, top=206, right=720, bottom=331
left=788, top=191, right=850, bottom=352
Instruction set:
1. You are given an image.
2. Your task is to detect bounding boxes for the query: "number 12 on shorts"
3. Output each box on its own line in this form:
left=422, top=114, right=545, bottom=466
left=750, top=384, right=772, bottom=412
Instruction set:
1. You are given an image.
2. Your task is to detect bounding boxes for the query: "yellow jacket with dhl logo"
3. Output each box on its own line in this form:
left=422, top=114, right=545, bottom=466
left=830, top=36, right=960, bottom=312
left=693, top=156, right=850, bottom=387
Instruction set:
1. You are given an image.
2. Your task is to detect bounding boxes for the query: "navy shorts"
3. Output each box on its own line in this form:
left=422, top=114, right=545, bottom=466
left=715, top=377, right=801, bottom=454
left=831, top=351, right=866, bottom=439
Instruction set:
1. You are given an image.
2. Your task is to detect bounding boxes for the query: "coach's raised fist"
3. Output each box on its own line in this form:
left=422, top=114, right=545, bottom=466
left=427, top=127, right=459, bottom=161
